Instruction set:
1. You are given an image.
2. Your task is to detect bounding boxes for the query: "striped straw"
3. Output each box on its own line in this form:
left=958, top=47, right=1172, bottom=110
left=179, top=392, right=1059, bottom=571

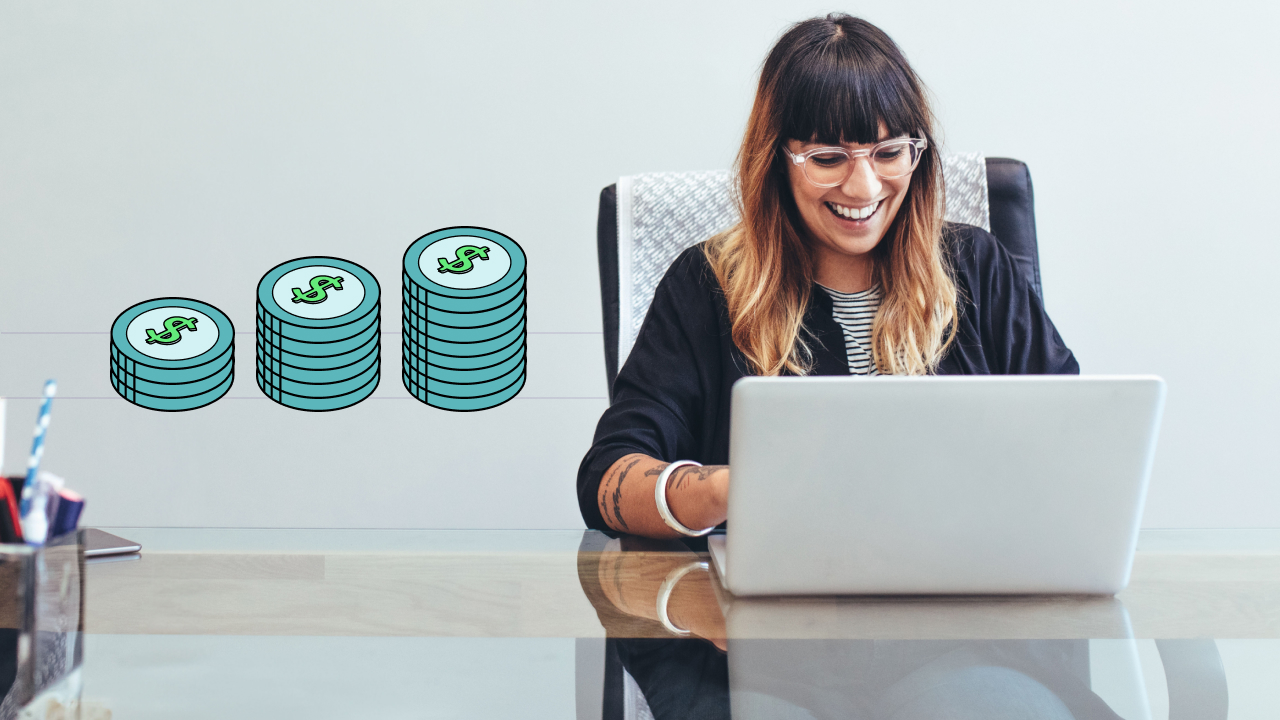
left=19, top=379, right=57, bottom=517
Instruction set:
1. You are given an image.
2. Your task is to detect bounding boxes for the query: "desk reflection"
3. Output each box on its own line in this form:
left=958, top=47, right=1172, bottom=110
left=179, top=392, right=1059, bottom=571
left=577, top=535, right=1146, bottom=720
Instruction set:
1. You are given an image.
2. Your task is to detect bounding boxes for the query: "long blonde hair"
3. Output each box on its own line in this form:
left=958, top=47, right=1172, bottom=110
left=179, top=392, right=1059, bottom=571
left=704, top=14, right=957, bottom=376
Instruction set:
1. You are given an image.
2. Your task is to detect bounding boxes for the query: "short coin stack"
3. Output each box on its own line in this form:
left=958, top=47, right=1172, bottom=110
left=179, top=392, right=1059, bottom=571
left=256, top=256, right=381, bottom=411
left=111, top=298, right=235, bottom=411
left=402, top=227, right=526, bottom=411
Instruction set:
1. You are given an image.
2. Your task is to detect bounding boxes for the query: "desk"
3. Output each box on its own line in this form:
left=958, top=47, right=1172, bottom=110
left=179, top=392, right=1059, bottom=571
left=78, top=528, right=1280, bottom=719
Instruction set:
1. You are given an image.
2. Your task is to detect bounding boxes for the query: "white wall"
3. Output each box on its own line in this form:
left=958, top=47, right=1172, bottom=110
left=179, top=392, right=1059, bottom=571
left=1, top=0, right=1276, bottom=529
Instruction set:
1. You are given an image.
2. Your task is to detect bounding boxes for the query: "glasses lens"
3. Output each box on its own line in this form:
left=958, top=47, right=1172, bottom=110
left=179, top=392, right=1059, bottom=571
left=803, top=150, right=850, bottom=187
left=872, top=141, right=919, bottom=178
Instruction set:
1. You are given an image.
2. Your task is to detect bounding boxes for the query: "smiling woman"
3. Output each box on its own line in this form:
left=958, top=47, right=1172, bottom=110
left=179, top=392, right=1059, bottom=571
left=577, top=13, right=1079, bottom=540
left=713, top=14, right=954, bottom=378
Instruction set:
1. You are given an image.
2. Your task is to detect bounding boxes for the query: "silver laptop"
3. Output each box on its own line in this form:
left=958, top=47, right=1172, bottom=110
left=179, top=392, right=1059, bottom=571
left=708, top=375, right=1166, bottom=596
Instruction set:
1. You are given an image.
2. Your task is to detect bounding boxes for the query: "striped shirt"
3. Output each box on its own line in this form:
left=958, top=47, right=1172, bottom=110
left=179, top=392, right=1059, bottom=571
left=817, top=283, right=882, bottom=375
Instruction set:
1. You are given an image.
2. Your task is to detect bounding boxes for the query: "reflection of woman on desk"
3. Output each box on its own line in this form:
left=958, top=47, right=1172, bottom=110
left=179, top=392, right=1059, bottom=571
left=578, top=541, right=1124, bottom=720
left=578, top=13, right=1077, bottom=539
left=578, top=536, right=731, bottom=719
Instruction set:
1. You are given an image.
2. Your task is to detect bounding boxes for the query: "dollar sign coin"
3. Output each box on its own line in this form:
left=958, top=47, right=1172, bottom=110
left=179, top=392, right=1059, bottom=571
left=144, top=316, right=199, bottom=345
left=258, top=257, right=381, bottom=411
left=291, top=275, right=345, bottom=304
left=403, top=227, right=526, bottom=411
left=437, top=245, right=490, bottom=274
left=111, top=298, right=234, bottom=411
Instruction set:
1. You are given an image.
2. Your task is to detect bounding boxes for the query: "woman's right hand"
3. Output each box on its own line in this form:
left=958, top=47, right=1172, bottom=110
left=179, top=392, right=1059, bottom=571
left=598, top=454, right=730, bottom=538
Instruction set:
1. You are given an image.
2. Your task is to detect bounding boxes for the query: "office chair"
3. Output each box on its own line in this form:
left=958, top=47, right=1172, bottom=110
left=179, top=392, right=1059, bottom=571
left=595, top=156, right=1042, bottom=401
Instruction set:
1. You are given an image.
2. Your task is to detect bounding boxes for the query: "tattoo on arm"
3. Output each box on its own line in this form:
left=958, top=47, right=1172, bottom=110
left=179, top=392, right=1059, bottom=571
left=599, top=465, right=618, bottom=526
left=672, top=464, right=724, bottom=490
left=610, top=457, right=644, bottom=531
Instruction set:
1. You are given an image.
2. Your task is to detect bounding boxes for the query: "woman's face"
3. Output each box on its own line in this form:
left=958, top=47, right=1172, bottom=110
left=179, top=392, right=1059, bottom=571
left=784, top=128, right=913, bottom=262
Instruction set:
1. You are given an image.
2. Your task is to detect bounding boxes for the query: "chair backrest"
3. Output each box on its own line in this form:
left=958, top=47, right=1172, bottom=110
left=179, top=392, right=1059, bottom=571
left=596, top=156, right=1041, bottom=397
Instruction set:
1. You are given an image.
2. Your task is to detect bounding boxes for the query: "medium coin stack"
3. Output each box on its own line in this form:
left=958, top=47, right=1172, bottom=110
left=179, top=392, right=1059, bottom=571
left=402, top=227, right=526, bottom=411
left=110, top=298, right=235, bottom=411
left=256, top=256, right=381, bottom=411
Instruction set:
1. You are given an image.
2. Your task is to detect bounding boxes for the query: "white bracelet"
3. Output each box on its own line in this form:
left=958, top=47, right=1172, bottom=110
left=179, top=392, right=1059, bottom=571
left=656, top=560, right=710, bottom=636
left=654, top=460, right=717, bottom=537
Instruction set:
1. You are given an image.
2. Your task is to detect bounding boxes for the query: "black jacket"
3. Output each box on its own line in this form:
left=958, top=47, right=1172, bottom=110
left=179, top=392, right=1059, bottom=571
left=577, top=224, right=1079, bottom=530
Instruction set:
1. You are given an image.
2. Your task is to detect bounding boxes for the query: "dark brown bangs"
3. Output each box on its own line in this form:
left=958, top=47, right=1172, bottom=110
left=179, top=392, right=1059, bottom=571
left=770, top=16, right=929, bottom=146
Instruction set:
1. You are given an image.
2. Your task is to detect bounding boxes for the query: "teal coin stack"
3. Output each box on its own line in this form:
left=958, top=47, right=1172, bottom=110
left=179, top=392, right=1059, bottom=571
left=402, top=227, right=526, bottom=411
left=110, top=298, right=235, bottom=411
left=256, top=257, right=381, bottom=411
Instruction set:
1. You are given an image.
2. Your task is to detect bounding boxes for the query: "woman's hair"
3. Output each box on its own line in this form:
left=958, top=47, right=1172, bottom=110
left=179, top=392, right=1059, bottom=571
left=704, top=13, right=957, bottom=376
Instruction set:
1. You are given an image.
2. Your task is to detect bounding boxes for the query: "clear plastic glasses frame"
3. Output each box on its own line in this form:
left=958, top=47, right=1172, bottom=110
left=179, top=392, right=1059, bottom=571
left=783, top=138, right=928, bottom=187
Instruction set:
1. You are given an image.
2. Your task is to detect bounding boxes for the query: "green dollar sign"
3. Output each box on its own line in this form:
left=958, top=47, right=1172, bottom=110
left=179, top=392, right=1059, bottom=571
left=145, top=316, right=199, bottom=345
left=291, top=275, right=345, bottom=304
left=437, top=245, right=490, bottom=274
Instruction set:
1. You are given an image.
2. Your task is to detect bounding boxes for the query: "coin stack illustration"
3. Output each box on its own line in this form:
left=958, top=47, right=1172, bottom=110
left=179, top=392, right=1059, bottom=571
left=110, top=298, right=235, bottom=411
left=256, top=256, right=381, bottom=411
left=402, top=227, right=526, bottom=411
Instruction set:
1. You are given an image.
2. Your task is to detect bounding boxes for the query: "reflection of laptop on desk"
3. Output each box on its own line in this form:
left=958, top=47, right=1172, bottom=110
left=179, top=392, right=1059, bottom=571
left=708, top=376, right=1165, bottom=596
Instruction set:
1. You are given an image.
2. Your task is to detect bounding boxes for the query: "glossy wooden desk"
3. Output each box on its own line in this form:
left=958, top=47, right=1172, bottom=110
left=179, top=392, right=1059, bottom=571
left=78, top=528, right=1280, bottom=719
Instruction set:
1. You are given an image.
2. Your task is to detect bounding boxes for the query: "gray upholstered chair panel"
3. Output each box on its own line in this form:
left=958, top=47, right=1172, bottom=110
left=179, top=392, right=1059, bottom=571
left=614, top=153, right=989, bottom=371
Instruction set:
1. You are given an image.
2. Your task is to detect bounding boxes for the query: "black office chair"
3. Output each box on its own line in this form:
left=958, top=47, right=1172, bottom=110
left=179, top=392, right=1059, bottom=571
left=595, top=157, right=1042, bottom=401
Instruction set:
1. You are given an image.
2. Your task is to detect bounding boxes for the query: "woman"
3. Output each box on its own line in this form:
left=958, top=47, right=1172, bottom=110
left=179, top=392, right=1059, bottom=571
left=578, top=14, right=1077, bottom=539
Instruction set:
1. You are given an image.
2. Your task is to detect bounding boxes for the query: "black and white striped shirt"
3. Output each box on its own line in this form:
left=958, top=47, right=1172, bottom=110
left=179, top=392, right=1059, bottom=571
left=817, top=283, right=882, bottom=375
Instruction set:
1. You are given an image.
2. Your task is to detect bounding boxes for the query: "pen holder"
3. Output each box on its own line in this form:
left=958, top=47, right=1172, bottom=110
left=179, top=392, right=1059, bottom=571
left=0, top=531, right=84, bottom=720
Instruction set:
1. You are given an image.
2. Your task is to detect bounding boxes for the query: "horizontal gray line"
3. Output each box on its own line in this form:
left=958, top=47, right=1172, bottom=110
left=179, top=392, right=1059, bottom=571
left=371, top=331, right=603, bottom=336
left=239, top=396, right=607, bottom=401
left=0, top=396, right=606, bottom=401
left=0, top=331, right=602, bottom=335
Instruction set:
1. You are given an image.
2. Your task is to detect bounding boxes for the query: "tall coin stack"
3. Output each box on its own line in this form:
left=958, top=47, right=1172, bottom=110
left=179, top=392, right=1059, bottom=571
left=402, top=227, right=526, bottom=411
left=110, top=297, right=235, bottom=411
left=256, top=256, right=381, bottom=411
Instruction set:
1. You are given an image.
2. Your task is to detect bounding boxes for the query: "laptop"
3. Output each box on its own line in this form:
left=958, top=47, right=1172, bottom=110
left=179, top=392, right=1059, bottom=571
left=708, top=375, right=1165, bottom=596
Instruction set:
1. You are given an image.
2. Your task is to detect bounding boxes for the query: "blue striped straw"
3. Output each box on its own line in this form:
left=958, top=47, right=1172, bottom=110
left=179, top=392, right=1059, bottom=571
left=19, top=379, right=57, bottom=517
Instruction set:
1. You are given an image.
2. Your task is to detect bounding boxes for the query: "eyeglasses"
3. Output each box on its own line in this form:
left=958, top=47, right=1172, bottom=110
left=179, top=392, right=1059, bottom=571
left=783, top=138, right=928, bottom=187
